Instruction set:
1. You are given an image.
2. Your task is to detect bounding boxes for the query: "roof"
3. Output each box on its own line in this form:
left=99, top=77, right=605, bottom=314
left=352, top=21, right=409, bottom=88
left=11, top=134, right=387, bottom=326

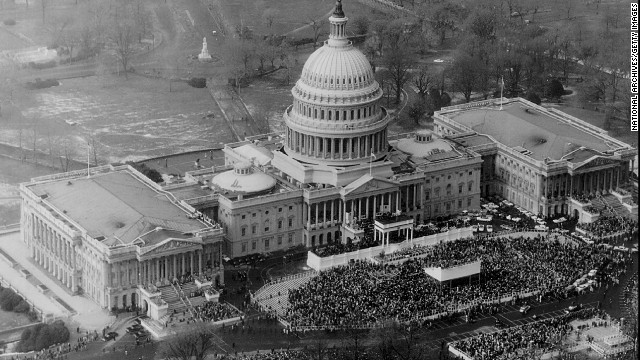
left=446, top=102, right=615, bottom=161
left=393, top=136, right=453, bottom=158
left=234, top=143, right=273, bottom=166
left=28, top=170, right=206, bottom=246
left=211, top=167, right=276, bottom=195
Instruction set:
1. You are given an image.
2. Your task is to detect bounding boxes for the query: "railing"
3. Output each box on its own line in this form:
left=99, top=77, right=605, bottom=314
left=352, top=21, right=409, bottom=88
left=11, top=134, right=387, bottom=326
left=173, top=281, right=195, bottom=318
left=253, top=270, right=318, bottom=301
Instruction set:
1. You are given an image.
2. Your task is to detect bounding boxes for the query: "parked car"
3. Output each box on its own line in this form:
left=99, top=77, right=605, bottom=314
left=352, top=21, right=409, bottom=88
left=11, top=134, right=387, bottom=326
left=486, top=225, right=493, bottom=232
left=519, top=305, right=531, bottom=314
left=103, top=332, right=118, bottom=341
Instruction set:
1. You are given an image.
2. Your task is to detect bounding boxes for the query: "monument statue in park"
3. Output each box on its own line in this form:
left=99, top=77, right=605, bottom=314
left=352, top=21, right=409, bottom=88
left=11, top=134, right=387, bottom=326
left=198, top=37, right=212, bottom=62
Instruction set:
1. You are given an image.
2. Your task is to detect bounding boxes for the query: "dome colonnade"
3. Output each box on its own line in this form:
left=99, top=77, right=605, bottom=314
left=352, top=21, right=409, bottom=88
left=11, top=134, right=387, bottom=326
left=283, top=0, right=389, bottom=167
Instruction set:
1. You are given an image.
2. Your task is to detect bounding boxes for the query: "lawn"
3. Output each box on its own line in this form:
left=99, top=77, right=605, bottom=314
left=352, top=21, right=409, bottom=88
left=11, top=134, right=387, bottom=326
left=3, top=74, right=235, bottom=163
left=0, top=308, right=34, bottom=331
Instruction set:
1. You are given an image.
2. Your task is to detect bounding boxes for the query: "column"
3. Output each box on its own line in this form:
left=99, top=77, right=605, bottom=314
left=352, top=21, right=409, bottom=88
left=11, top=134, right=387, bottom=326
left=331, top=200, right=336, bottom=225
left=366, top=197, right=370, bottom=218
left=173, top=254, right=177, bottom=279
left=315, top=203, right=319, bottom=226
left=323, top=201, right=328, bottom=226
left=373, top=194, right=377, bottom=215
left=396, top=192, right=400, bottom=212
left=198, top=250, right=203, bottom=275
left=190, top=252, right=194, bottom=274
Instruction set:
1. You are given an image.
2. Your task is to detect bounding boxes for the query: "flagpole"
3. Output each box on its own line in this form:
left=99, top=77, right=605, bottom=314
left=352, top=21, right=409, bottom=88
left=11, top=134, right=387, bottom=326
left=500, top=76, right=504, bottom=111
left=87, top=142, right=90, bottom=178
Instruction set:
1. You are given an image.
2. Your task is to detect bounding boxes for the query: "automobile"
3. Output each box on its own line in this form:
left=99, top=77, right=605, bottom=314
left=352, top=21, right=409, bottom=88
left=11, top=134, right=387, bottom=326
left=519, top=305, right=531, bottom=314
left=534, top=224, right=548, bottom=231
left=631, top=247, right=638, bottom=253
left=511, top=217, right=521, bottom=222
left=486, top=225, right=493, bottom=232
left=102, top=332, right=118, bottom=341
left=565, top=304, right=582, bottom=314
left=501, top=224, right=513, bottom=230
left=472, top=225, right=479, bottom=232
left=614, top=246, right=628, bottom=252
left=588, top=269, right=598, bottom=277
left=478, top=224, right=485, bottom=232
left=433, top=59, right=444, bottom=63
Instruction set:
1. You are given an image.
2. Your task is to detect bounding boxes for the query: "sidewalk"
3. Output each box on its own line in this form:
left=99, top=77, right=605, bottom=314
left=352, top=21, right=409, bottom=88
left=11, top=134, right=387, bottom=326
left=0, top=232, right=114, bottom=331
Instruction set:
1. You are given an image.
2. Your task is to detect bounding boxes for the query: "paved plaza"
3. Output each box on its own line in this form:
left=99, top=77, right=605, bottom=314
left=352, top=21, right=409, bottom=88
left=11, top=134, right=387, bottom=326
left=0, top=232, right=113, bottom=331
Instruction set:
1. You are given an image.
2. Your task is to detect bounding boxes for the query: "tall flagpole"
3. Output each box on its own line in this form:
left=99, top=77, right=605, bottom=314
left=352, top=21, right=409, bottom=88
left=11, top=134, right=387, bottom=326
left=500, top=76, right=504, bottom=111
left=369, top=147, right=376, bottom=176
left=87, top=142, right=90, bottom=178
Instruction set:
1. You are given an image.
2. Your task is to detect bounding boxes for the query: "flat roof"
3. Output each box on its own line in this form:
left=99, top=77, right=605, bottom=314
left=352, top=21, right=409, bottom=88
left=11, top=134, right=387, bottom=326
left=447, top=102, right=615, bottom=161
left=28, top=170, right=207, bottom=246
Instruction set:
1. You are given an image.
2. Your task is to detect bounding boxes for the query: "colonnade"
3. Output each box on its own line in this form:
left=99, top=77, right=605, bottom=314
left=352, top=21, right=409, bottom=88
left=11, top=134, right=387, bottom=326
left=286, top=128, right=387, bottom=160
left=541, top=166, right=622, bottom=199
left=31, top=214, right=77, bottom=292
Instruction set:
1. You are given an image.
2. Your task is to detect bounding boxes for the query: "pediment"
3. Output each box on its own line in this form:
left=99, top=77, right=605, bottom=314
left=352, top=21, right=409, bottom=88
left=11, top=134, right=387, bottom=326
left=575, top=156, right=619, bottom=171
left=141, top=239, right=201, bottom=257
left=341, top=174, right=400, bottom=197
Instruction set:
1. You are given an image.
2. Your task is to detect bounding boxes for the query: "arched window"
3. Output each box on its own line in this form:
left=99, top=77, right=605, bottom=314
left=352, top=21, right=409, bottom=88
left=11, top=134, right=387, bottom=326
left=446, top=184, right=452, bottom=196
left=264, top=219, right=270, bottom=232
left=468, top=181, right=474, bottom=192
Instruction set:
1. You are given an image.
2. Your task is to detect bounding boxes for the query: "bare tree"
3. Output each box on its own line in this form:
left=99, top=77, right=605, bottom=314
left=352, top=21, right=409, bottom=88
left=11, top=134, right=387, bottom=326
left=160, top=323, right=218, bottom=360
left=262, top=8, right=277, bottom=31
left=110, top=16, right=136, bottom=78
left=59, top=137, right=75, bottom=172
left=308, top=17, right=325, bottom=48
left=413, top=64, right=436, bottom=99
left=41, top=0, right=47, bottom=24
left=384, top=45, right=415, bottom=104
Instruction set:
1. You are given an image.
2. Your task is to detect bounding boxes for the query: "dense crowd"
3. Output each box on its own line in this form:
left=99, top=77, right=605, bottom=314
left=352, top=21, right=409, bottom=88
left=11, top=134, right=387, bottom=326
left=452, top=308, right=603, bottom=360
left=194, top=301, right=242, bottom=323
left=576, top=215, right=636, bottom=239
left=287, top=234, right=628, bottom=327
left=7, top=331, right=100, bottom=360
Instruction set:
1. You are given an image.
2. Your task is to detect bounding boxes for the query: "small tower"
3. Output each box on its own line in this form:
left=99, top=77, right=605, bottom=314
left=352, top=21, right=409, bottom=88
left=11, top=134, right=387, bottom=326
left=198, top=37, right=212, bottom=62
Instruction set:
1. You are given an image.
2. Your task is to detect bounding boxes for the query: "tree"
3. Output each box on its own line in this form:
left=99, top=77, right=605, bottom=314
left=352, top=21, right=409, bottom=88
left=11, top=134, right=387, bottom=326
left=308, top=17, right=325, bottom=48
left=160, top=323, right=217, bottom=360
left=424, top=1, right=467, bottom=45
left=449, top=53, right=484, bottom=102
left=352, top=15, right=370, bottom=36
left=110, top=13, right=136, bottom=79
left=562, top=0, right=575, bottom=20
left=413, top=64, right=437, bottom=99
left=384, top=45, right=415, bottom=104
left=525, top=92, right=541, bottom=105
left=545, top=78, right=564, bottom=99
left=40, top=0, right=47, bottom=24
left=262, top=8, right=277, bottom=31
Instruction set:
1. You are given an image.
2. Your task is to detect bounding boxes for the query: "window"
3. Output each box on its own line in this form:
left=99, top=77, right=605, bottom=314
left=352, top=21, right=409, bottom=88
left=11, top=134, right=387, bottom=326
left=252, top=213, right=256, bottom=217
left=425, top=190, right=430, bottom=200
left=289, top=206, right=293, bottom=210
left=265, top=210, right=269, bottom=215
left=446, top=202, right=451, bottom=211
left=278, top=236, right=283, bottom=246
left=288, top=233, right=293, bottom=244
left=242, top=242, right=247, bottom=253
left=434, top=188, right=440, bottom=198
left=278, top=219, right=283, bottom=230
left=469, top=171, right=473, bottom=176
left=279, top=207, right=283, bottom=212
left=241, top=215, right=246, bottom=219
left=435, top=177, right=440, bottom=183
left=448, top=175, right=451, bottom=180
left=264, top=220, right=270, bottom=232
left=458, top=199, right=462, bottom=208
left=265, top=238, right=270, bottom=249
left=251, top=224, right=257, bottom=234
left=241, top=226, right=247, bottom=236
left=468, top=181, right=473, bottom=192
left=288, top=217, right=293, bottom=227
left=252, top=241, right=256, bottom=250
left=446, top=184, right=452, bottom=196
left=434, top=204, right=440, bottom=213
left=458, top=183, right=463, bottom=194
left=467, top=197, right=472, bottom=206
left=426, top=179, right=430, bottom=184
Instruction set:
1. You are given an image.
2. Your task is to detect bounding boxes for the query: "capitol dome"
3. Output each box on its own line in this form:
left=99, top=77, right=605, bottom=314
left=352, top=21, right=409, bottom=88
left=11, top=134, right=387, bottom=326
left=282, top=0, right=390, bottom=167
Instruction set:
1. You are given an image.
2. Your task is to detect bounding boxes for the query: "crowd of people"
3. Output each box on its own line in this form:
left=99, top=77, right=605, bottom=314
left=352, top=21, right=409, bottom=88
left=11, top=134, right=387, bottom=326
left=286, top=234, right=629, bottom=327
left=576, top=215, right=636, bottom=239
left=193, top=301, right=242, bottom=323
left=6, top=331, right=100, bottom=360
left=451, top=308, right=604, bottom=360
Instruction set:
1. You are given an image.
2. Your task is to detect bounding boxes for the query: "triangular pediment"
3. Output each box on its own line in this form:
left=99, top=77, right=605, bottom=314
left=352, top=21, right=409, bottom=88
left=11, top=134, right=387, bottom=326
left=575, top=156, right=619, bottom=171
left=341, top=174, right=400, bottom=197
left=141, top=238, right=201, bottom=257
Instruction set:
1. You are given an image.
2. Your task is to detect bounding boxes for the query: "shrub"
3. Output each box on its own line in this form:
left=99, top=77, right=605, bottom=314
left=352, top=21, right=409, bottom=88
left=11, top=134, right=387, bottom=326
left=25, top=79, right=60, bottom=90
left=3, top=19, right=16, bottom=26
left=545, top=78, right=564, bottom=99
left=525, top=92, right=542, bottom=105
left=187, top=77, right=207, bottom=88
left=0, top=287, right=24, bottom=311
left=17, top=320, right=70, bottom=352
left=28, top=60, right=57, bottom=70
left=14, top=300, right=30, bottom=313
left=128, top=162, right=163, bottom=183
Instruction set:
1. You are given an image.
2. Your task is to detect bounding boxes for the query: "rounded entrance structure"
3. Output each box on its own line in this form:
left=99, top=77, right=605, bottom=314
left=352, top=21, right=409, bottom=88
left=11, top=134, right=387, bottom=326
left=211, top=162, right=276, bottom=196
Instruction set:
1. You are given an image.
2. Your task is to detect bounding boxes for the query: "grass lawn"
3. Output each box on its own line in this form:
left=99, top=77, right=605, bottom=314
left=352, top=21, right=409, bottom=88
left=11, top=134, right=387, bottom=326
left=0, top=308, right=34, bottom=331
left=3, top=74, right=235, bottom=163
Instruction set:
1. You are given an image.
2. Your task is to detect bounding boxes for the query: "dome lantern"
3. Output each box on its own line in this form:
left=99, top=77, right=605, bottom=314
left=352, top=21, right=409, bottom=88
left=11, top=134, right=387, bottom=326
left=328, top=0, right=349, bottom=47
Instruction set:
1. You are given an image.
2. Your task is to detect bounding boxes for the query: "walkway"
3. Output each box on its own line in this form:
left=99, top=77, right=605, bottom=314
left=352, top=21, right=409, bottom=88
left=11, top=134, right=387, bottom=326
left=0, top=232, right=113, bottom=331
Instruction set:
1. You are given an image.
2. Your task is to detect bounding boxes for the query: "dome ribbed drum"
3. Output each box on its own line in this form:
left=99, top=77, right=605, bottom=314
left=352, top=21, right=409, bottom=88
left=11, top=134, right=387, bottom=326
left=283, top=0, right=389, bottom=167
